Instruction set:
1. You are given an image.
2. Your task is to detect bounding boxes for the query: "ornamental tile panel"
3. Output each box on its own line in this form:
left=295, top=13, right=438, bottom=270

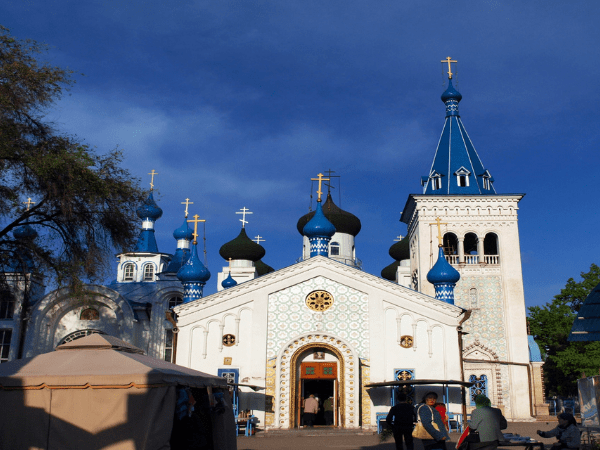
left=267, top=276, right=369, bottom=358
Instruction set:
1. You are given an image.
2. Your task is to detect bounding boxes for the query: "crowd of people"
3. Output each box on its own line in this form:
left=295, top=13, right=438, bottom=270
left=384, top=392, right=580, bottom=450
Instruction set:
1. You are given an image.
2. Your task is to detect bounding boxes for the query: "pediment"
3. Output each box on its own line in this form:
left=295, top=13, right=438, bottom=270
left=175, top=256, right=464, bottom=326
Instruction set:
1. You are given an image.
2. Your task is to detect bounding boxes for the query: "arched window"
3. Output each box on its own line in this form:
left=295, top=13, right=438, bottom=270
left=80, top=308, right=99, bottom=320
left=143, top=264, right=154, bottom=281
left=123, top=263, right=135, bottom=281
left=0, top=290, right=15, bottom=319
left=164, top=329, right=174, bottom=362
left=484, top=233, right=499, bottom=255
left=484, top=233, right=499, bottom=265
left=464, top=233, right=479, bottom=264
left=330, top=242, right=340, bottom=256
left=443, top=233, right=458, bottom=255
left=59, top=329, right=105, bottom=345
left=469, top=374, right=488, bottom=405
left=168, top=296, right=183, bottom=309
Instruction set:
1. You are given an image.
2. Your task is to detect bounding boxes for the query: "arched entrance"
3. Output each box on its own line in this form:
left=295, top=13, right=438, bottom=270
left=293, top=345, right=342, bottom=427
left=275, top=333, right=360, bottom=429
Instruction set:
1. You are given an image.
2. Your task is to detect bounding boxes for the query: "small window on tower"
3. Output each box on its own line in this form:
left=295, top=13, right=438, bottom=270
left=123, top=263, right=135, bottom=281
left=143, top=264, right=154, bottom=281
left=330, top=242, right=340, bottom=256
left=432, top=177, right=442, bottom=191
left=458, top=175, right=467, bottom=187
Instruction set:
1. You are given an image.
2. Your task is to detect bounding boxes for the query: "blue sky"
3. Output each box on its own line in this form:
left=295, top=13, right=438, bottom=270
left=3, top=1, right=599, bottom=308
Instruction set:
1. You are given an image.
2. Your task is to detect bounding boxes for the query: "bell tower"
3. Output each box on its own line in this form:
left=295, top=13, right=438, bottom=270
left=400, top=59, right=532, bottom=420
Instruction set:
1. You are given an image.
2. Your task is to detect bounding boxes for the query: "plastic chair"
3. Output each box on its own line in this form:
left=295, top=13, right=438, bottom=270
left=448, top=413, right=463, bottom=433
left=376, top=412, right=388, bottom=434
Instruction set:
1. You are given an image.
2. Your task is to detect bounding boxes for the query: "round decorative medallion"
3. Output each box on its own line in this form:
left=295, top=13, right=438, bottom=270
left=305, top=290, right=334, bottom=312
left=222, top=334, right=236, bottom=346
left=400, top=335, right=414, bottom=348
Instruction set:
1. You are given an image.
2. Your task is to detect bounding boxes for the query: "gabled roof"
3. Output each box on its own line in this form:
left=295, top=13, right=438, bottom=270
left=174, top=255, right=465, bottom=325
left=569, top=282, right=600, bottom=341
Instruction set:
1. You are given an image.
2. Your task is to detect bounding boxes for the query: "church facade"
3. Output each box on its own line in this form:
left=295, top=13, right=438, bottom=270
left=0, top=65, right=546, bottom=428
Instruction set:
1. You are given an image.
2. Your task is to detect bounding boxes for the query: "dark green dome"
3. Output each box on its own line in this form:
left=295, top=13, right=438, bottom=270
left=255, top=259, right=274, bottom=276
left=389, top=236, right=409, bottom=261
left=296, top=193, right=361, bottom=237
left=381, top=260, right=400, bottom=281
left=219, top=228, right=266, bottom=262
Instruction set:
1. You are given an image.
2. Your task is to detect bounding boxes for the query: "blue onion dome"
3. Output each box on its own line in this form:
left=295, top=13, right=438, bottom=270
left=441, top=78, right=462, bottom=103
left=302, top=201, right=336, bottom=238
left=173, top=218, right=194, bottom=240
left=255, top=259, right=274, bottom=276
left=389, top=236, right=409, bottom=261
left=221, top=272, right=237, bottom=289
left=177, top=245, right=210, bottom=283
left=13, top=224, right=38, bottom=240
left=219, top=228, right=266, bottom=262
left=427, top=247, right=460, bottom=284
left=381, top=260, right=400, bottom=281
left=297, top=193, right=361, bottom=237
left=136, top=192, right=163, bottom=221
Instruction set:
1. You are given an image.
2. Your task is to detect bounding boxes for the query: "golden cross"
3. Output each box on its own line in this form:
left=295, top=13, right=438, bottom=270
left=429, top=217, right=447, bottom=247
left=394, top=235, right=403, bottom=242
left=181, top=198, right=193, bottom=218
left=23, top=198, right=35, bottom=211
left=148, top=170, right=158, bottom=191
left=441, top=56, right=457, bottom=79
left=253, top=235, right=265, bottom=244
left=236, top=207, right=253, bottom=228
left=311, top=173, right=330, bottom=202
left=187, top=214, right=206, bottom=245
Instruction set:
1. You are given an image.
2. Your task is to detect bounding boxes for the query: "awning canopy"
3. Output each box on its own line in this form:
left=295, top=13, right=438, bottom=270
left=365, top=379, right=474, bottom=388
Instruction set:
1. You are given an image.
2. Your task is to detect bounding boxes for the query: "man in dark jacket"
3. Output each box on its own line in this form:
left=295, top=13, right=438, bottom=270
left=386, top=392, right=416, bottom=450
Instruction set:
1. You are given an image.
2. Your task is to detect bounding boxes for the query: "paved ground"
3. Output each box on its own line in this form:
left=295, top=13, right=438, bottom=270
left=237, top=420, right=563, bottom=450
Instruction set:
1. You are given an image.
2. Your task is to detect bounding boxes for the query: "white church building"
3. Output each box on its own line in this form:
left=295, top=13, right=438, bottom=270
left=1, top=66, right=546, bottom=430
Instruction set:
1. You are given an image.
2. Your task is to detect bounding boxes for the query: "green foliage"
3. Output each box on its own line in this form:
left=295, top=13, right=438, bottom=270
left=528, top=264, right=600, bottom=396
left=0, top=25, right=144, bottom=289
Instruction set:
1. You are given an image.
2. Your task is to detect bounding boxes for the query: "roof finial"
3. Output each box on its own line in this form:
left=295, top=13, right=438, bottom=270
left=236, top=207, right=253, bottom=228
left=441, top=56, right=457, bottom=79
left=148, top=169, right=158, bottom=191
left=253, top=235, right=265, bottom=244
left=187, top=214, right=206, bottom=245
left=429, top=217, right=447, bottom=247
left=394, top=234, right=404, bottom=242
left=23, top=198, right=35, bottom=211
left=311, top=173, right=329, bottom=202
left=181, top=198, right=193, bottom=218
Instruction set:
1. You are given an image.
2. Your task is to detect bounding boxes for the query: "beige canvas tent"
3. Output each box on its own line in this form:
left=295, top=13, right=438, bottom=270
left=0, top=334, right=236, bottom=450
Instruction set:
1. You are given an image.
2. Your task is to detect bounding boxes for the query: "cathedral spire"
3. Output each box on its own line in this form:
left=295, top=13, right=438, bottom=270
left=422, top=58, right=496, bottom=195
left=134, top=190, right=163, bottom=253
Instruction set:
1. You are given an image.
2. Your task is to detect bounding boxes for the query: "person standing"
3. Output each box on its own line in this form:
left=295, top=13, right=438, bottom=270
left=469, top=395, right=507, bottom=450
left=303, top=394, right=319, bottom=427
left=324, top=396, right=335, bottom=425
left=416, top=392, right=450, bottom=450
left=386, top=392, right=416, bottom=450
left=537, top=413, right=580, bottom=450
